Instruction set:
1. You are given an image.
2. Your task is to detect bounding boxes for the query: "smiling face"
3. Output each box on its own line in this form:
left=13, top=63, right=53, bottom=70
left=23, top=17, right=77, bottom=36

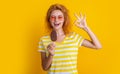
left=50, top=10, right=65, bottom=30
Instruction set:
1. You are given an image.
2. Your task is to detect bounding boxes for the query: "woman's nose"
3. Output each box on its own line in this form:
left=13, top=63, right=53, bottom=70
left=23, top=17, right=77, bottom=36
left=55, top=17, right=59, bottom=22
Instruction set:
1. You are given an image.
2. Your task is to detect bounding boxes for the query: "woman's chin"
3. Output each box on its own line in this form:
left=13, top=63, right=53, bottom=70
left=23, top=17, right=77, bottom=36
left=53, top=26, right=62, bottom=30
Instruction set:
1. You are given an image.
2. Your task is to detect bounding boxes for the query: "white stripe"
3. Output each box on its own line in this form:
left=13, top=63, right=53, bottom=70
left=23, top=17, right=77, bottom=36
left=56, top=43, right=78, bottom=48
left=79, top=37, right=84, bottom=46
left=64, top=34, right=79, bottom=43
left=50, top=66, right=76, bottom=70
left=55, top=52, right=78, bottom=56
left=76, top=36, right=82, bottom=45
left=42, top=39, right=51, bottom=42
left=52, top=61, right=77, bottom=66
left=39, top=41, right=42, bottom=44
left=69, top=32, right=76, bottom=38
left=55, top=48, right=78, bottom=52
left=53, top=57, right=77, bottom=61
left=38, top=46, right=44, bottom=48
left=38, top=50, right=45, bottom=52
left=42, top=36, right=49, bottom=38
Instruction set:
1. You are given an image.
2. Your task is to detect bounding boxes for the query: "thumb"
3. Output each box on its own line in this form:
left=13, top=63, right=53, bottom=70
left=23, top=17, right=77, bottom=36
left=52, top=42, right=56, bottom=47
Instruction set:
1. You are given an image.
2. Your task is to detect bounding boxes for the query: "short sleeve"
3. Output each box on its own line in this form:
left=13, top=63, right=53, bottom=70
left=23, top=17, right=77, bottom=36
left=76, top=33, right=85, bottom=48
left=38, top=38, right=46, bottom=53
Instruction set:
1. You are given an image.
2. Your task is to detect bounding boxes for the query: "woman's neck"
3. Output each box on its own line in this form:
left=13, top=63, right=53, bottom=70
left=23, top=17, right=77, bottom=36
left=55, top=28, right=65, bottom=36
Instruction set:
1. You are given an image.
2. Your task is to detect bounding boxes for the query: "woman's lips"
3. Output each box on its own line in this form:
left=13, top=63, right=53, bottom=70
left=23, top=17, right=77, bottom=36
left=54, top=23, right=60, bottom=27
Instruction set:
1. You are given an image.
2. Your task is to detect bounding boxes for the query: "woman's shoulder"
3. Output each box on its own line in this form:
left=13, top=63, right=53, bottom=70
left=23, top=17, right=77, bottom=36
left=39, top=35, right=50, bottom=40
left=69, top=31, right=78, bottom=36
left=68, top=31, right=83, bottom=38
left=67, top=31, right=76, bottom=38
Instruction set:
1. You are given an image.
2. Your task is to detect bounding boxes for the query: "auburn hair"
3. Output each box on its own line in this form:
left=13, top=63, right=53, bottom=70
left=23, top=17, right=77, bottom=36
left=46, top=4, right=72, bottom=35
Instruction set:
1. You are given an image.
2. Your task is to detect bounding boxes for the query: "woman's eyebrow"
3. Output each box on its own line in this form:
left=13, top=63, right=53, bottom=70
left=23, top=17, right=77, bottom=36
left=58, top=15, right=63, bottom=16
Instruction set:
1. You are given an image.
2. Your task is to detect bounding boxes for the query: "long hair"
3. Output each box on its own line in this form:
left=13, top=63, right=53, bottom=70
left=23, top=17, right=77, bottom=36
left=46, top=4, right=72, bottom=35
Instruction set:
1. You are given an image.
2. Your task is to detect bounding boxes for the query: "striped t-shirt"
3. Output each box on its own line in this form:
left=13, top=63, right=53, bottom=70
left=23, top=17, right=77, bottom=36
left=38, top=32, right=84, bottom=74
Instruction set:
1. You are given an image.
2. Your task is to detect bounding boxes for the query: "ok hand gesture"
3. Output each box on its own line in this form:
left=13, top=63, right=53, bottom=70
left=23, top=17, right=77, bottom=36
left=74, top=13, right=88, bottom=29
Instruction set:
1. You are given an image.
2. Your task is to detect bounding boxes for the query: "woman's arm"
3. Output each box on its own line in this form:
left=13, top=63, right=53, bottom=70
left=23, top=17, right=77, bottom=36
left=81, top=26, right=102, bottom=49
left=41, top=42, right=55, bottom=71
left=41, top=52, right=53, bottom=71
left=74, top=13, right=102, bottom=49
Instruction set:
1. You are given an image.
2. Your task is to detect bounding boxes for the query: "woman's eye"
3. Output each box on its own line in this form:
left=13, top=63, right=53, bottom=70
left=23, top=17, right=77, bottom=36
left=50, top=16, right=55, bottom=21
left=58, top=16, right=63, bottom=19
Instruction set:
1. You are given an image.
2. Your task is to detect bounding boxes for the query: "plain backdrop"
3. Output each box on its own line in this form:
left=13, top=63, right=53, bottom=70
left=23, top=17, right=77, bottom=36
left=0, top=0, right=120, bottom=74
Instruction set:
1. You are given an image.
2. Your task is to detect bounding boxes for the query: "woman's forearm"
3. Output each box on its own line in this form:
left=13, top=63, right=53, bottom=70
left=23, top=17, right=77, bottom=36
left=83, top=26, right=102, bottom=48
left=42, top=54, right=53, bottom=71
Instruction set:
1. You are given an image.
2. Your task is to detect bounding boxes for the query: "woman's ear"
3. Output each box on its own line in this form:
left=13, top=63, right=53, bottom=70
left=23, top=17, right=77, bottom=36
left=50, top=30, right=57, bottom=41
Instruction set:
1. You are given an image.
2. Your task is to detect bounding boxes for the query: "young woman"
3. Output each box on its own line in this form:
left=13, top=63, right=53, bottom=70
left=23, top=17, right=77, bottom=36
left=38, top=4, right=102, bottom=74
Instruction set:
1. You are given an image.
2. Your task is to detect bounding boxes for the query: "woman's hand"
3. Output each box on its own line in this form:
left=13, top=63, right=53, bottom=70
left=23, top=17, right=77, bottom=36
left=74, top=13, right=88, bottom=29
left=74, top=12, right=102, bottom=49
left=47, top=42, right=56, bottom=56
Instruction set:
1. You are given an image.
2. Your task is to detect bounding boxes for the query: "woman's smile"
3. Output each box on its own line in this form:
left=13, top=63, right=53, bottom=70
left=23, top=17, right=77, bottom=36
left=54, top=23, right=59, bottom=26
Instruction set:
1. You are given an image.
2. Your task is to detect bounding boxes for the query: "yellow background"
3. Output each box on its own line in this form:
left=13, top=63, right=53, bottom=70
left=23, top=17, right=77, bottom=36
left=0, top=0, right=120, bottom=74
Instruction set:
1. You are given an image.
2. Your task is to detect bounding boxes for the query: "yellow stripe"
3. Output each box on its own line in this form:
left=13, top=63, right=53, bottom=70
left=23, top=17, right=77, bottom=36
left=56, top=46, right=78, bottom=49
left=53, top=59, right=77, bottom=62
left=55, top=49, right=78, bottom=52
left=49, top=68, right=77, bottom=72
left=78, top=37, right=84, bottom=46
left=53, top=54, right=77, bottom=58
left=51, top=64, right=76, bottom=68
left=52, top=61, right=77, bottom=64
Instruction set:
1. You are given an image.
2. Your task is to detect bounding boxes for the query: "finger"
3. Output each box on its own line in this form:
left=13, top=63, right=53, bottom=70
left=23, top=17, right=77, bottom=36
left=50, top=44, right=55, bottom=48
left=52, top=42, right=56, bottom=46
left=51, top=46, right=55, bottom=50
left=47, top=45, right=50, bottom=49
left=79, top=12, right=83, bottom=19
left=48, top=43, right=55, bottom=49
left=83, top=14, right=86, bottom=20
left=74, top=20, right=78, bottom=26
left=74, top=21, right=80, bottom=27
left=50, top=43, right=56, bottom=48
left=49, top=43, right=53, bottom=47
left=75, top=23, right=79, bottom=27
left=73, top=20, right=77, bottom=25
left=48, top=46, right=53, bottom=50
left=76, top=24, right=80, bottom=28
left=47, top=47, right=50, bottom=50
left=74, top=13, right=80, bottom=20
left=47, top=44, right=52, bottom=49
